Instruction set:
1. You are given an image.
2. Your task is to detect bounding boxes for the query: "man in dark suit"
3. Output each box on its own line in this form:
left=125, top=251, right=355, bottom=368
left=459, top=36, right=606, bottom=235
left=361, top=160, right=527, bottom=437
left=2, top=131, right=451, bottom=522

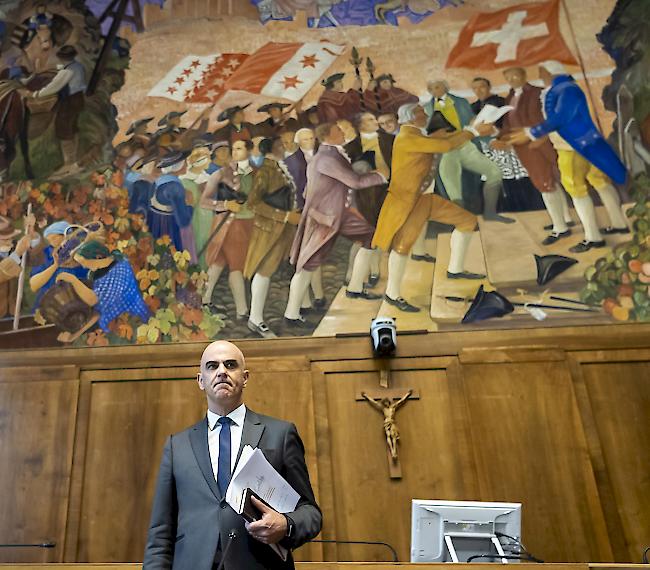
left=144, top=340, right=322, bottom=570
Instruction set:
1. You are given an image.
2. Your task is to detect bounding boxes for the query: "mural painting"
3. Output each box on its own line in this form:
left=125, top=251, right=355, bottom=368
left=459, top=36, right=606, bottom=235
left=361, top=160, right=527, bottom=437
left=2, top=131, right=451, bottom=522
left=0, top=0, right=648, bottom=348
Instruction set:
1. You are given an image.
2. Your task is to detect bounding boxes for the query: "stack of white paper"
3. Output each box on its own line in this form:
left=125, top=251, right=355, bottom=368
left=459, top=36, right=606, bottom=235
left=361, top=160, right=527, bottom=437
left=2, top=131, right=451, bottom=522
left=472, top=104, right=513, bottom=126
left=226, top=446, right=300, bottom=560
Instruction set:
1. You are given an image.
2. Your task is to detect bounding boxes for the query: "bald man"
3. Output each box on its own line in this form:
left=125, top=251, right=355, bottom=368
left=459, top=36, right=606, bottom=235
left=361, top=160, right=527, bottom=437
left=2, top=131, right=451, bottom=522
left=144, top=341, right=322, bottom=570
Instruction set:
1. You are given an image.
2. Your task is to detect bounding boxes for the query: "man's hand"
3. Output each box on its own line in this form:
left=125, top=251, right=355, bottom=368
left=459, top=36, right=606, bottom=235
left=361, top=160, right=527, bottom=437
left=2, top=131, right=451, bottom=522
left=245, top=496, right=288, bottom=545
left=287, top=210, right=302, bottom=226
left=490, top=139, right=512, bottom=151
left=56, top=272, right=75, bottom=284
left=225, top=200, right=241, bottom=213
left=474, top=122, right=496, bottom=137
left=504, top=129, right=532, bottom=146
left=14, top=235, right=31, bottom=256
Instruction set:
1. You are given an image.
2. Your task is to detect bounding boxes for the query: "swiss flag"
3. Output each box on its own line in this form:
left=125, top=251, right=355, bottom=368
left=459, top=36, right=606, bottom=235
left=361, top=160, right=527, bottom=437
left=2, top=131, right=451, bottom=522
left=223, top=41, right=346, bottom=102
left=446, top=0, right=577, bottom=70
left=148, top=53, right=249, bottom=103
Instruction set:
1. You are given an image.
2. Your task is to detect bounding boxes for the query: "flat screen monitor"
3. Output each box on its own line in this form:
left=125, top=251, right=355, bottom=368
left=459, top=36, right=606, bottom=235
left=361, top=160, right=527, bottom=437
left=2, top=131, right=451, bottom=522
left=411, top=499, right=522, bottom=563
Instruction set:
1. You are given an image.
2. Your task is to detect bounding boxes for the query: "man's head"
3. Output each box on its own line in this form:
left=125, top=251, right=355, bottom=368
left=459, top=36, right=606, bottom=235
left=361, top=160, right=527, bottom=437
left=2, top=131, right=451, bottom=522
left=336, top=119, right=357, bottom=143
left=398, top=103, right=428, bottom=129
left=258, top=137, right=284, bottom=160
left=538, top=61, right=567, bottom=86
left=306, top=107, right=320, bottom=126
left=213, top=143, right=231, bottom=166
left=315, top=122, right=345, bottom=146
left=471, top=77, right=492, bottom=101
left=187, top=147, right=211, bottom=172
left=56, top=45, right=77, bottom=64
left=294, top=128, right=315, bottom=151
left=280, top=129, right=298, bottom=154
left=378, top=113, right=398, bottom=134
left=231, top=109, right=245, bottom=125
left=231, top=139, right=252, bottom=162
left=427, top=80, right=449, bottom=99
left=197, top=341, right=249, bottom=415
left=503, top=67, right=527, bottom=89
left=356, top=112, right=379, bottom=134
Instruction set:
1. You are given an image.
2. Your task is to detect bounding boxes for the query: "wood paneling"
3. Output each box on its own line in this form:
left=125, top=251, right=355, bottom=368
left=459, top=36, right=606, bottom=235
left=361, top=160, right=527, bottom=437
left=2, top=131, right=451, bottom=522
left=315, top=357, right=477, bottom=562
left=459, top=358, right=612, bottom=563
left=0, top=366, right=79, bottom=563
left=577, top=353, right=650, bottom=563
left=0, top=328, right=649, bottom=565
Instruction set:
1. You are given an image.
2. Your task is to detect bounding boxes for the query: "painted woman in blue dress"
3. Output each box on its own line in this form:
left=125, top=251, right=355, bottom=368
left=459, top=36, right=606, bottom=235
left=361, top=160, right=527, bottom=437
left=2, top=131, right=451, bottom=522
left=54, top=240, right=150, bottom=343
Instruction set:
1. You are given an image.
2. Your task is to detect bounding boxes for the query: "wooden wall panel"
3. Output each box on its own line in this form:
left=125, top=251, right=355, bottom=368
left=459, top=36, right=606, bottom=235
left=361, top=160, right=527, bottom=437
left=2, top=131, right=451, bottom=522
left=74, top=358, right=319, bottom=563
left=315, top=358, right=477, bottom=562
left=579, top=358, right=650, bottom=563
left=460, top=359, right=612, bottom=563
left=0, top=366, right=78, bottom=563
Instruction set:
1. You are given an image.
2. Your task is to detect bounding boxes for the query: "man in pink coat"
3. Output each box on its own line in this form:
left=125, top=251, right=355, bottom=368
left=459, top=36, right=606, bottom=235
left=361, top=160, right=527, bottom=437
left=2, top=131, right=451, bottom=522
left=283, top=122, right=386, bottom=326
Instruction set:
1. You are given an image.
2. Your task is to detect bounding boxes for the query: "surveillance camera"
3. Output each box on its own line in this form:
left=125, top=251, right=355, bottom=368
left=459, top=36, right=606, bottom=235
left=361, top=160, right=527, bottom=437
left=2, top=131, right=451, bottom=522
left=370, top=317, right=396, bottom=357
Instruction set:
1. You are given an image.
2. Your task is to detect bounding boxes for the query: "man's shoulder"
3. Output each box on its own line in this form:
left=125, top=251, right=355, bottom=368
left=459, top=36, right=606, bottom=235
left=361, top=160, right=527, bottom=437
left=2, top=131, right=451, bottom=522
left=247, top=408, right=295, bottom=432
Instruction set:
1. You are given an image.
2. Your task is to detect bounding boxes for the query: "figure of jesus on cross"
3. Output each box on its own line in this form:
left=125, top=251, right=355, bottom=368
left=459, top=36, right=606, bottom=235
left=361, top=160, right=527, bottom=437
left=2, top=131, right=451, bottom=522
left=361, top=389, right=412, bottom=460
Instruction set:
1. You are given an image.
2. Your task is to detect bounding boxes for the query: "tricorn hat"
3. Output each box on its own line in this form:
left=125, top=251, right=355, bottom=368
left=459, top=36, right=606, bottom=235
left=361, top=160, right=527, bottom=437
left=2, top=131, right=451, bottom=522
left=191, top=133, right=216, bottom=149
left=217, top=104, right=250, bottom=122
left=375, top=73, right=395, bottom=84
left=321, top=72, right=345, bottom=89
left=257, top=102, right=290, bottom=113
left=534, top=254, right=578, bottom=286
left=126, top=117, right=154, bottom=135
left=156, top=150, right=190, bottom=169
left=462, top=285, right=514, bottom=324
left=157, top=110, right=187, bottom=126
left=0, top=215, right=21, bottom=240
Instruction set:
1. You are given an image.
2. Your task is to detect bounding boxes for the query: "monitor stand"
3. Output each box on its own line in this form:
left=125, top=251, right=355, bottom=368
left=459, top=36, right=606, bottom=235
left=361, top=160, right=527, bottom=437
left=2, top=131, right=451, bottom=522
left=443, top=533, right=508, bottom=563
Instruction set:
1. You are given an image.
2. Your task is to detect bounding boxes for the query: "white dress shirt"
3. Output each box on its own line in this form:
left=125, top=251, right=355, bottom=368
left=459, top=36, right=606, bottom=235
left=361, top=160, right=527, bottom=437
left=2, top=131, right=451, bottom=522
left=207, top=403, right=247, bottom=481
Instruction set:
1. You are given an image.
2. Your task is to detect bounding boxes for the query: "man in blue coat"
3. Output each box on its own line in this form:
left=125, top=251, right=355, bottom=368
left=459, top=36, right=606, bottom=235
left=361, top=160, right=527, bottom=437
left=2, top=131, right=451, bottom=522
left=423, top=80, right=513, bottom=224
left=507, top=61, right=629, bottom=252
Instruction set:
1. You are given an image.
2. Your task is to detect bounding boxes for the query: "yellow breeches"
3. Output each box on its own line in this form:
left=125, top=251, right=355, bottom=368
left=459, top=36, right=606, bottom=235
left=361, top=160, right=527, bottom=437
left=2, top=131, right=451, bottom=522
left=556, top=149, right=611, bottom=198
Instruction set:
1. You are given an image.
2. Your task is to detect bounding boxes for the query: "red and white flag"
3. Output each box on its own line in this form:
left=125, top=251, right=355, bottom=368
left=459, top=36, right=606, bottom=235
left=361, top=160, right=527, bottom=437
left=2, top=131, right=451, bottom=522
left=223, top=41, right=346, bottom=102
left=148, top=53, right=249, bottom=103
left=446, top=0, right=577, bottom=70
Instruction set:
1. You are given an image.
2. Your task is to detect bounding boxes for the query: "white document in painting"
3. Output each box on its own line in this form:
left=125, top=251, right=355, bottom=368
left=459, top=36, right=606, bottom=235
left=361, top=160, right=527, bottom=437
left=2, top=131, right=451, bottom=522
left=225, top=445, right=301, bottom=561
left=472, top=104, right=514, bottom=126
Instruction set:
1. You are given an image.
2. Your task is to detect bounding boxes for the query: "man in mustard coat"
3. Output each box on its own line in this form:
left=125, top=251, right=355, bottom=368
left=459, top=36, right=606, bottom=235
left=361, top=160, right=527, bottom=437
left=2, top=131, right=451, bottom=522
left=372, top=103, right=493, bottom=312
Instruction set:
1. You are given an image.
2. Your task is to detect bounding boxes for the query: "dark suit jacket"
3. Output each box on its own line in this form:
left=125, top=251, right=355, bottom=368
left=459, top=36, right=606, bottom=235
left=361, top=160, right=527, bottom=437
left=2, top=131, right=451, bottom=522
left=143, top=408, right=322, bottom=570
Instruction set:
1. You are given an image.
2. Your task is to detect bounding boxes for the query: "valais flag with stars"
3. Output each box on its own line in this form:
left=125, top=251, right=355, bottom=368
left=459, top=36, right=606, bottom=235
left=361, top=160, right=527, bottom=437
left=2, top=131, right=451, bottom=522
left=446, top=0, right=577, bottom=70
left=148, top=53, right=249, bottom=103
left=223, top=41, right=346, bottom=102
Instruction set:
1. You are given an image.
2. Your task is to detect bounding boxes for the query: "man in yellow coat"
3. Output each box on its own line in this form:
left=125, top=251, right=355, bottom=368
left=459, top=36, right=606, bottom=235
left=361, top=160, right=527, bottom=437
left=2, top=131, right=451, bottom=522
left=372, top=103, right=492, bottom=312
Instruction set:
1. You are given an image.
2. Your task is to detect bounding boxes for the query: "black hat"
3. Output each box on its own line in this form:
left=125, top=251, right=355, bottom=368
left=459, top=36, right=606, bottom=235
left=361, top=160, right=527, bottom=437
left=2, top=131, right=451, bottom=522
left=217, top=104, right=250, bottom=122
left=157, top=110, right=187, bottom=126
left=257, top=102, right=290, bottom=113
left=56, top=45, right=78, bottom=61
left=126, top=117, right=154, bottom=135
left=156, top=150, right=189, bottom=169
left=192, top=133, right=216, bottom=149
left=321, top=72, right=345, bottom=88
left=534, top=254, right=578, bottom=286
left=462, top=285, right=514, bottom=324
left=375, top=73, right=395, bottom=84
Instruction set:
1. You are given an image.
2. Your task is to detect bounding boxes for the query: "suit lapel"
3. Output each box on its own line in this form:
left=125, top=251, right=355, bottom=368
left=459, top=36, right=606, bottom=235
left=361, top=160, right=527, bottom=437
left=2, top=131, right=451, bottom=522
left=234, top=409, right=265, bottom=470
left=189, top=418, right=222, bottom=500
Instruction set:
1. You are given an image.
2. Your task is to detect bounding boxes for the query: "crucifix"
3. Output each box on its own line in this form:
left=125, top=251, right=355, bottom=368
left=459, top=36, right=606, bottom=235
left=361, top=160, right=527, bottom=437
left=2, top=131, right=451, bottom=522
left=356, top=388, right=419, bottom=479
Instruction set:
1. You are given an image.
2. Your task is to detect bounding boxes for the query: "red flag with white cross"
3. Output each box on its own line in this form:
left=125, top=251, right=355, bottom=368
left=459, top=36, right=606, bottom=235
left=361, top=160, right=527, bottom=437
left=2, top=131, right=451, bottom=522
left=445, top=0, right=577, bottom=70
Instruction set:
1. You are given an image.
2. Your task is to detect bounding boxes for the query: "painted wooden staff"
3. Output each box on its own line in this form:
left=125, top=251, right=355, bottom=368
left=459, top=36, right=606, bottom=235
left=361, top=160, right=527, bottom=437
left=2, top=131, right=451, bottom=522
left=13, top=203, right=32, bottom=331
left=349, top=47, right=366, bottom=111
left=365, top=57, right=382, bottom=113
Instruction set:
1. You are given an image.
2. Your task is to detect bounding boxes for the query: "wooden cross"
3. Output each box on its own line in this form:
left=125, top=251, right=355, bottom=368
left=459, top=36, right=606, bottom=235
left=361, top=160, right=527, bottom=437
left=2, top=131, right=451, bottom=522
left=356, top=388, right=420, bottom=479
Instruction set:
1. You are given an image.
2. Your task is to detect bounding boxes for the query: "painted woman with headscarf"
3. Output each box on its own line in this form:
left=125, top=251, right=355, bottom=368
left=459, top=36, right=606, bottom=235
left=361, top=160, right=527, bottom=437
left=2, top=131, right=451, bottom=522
left=29, top=220, right=88, bottom=308
left=54, top=240, right=150, bottom=343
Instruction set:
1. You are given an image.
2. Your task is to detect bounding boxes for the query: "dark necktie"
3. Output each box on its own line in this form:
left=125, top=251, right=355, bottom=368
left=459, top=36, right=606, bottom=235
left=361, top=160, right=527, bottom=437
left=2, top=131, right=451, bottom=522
left=217, top=416, right=233, bottom=496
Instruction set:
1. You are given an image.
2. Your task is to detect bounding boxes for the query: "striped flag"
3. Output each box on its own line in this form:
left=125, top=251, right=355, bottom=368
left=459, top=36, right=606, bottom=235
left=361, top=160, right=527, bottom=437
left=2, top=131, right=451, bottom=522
left=148, top=53, right=249, bottom=103
left=223, top=41, right=346, bottom=102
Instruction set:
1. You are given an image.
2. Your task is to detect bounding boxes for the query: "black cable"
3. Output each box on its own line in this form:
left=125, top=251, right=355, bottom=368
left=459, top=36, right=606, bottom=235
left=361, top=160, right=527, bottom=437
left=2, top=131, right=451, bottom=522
left=496, top=531, right=544, bottom=563
left=642, top=546, right=649, bottom=564
left=467, top=554, right=541, bottom=563
left=0, top=542, right=55, bottom=548
left=310, top=539, right=398, bottom=562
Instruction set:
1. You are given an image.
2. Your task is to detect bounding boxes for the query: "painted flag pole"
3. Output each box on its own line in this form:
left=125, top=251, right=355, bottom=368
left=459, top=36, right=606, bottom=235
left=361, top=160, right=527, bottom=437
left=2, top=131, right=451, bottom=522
left=13, top=203, right=32, bottom=331
left=349, top=47, right=366, bottom=111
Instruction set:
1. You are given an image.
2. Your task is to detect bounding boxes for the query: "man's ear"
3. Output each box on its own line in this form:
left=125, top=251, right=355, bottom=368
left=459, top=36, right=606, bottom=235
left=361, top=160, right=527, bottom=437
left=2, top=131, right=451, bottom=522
left=242, top=369, right=249, bottom=388
left=197, top=372, right=205, bottom=391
